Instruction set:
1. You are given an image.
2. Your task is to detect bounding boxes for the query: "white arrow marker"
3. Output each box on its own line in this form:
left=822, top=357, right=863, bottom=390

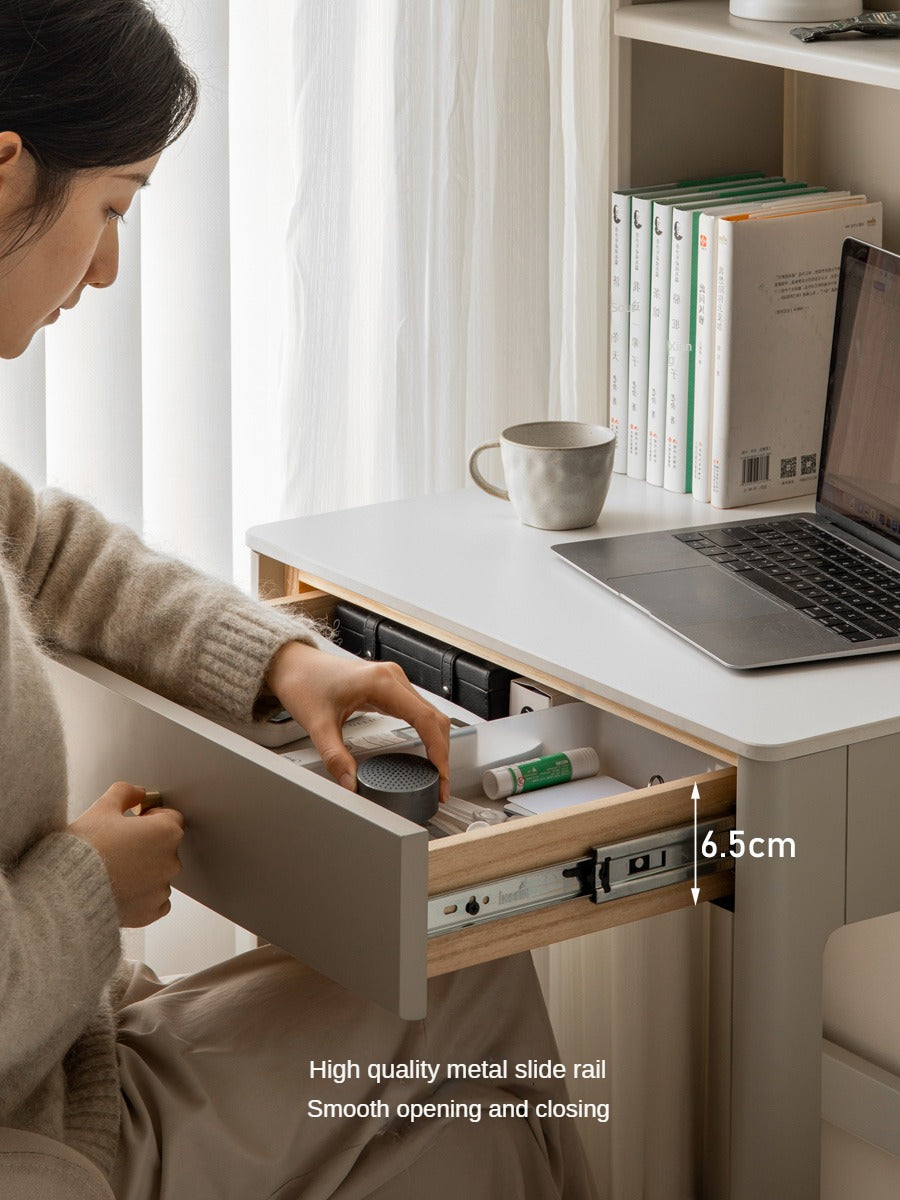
left=691, top=783, right=700, bottom=906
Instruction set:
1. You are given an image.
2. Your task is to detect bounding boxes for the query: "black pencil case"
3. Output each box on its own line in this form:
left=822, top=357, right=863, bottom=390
left=333, top=601, right=513, bottom=720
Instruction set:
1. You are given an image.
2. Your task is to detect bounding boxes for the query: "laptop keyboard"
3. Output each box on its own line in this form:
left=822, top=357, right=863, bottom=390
left=674, top=520, right=900, bottom=644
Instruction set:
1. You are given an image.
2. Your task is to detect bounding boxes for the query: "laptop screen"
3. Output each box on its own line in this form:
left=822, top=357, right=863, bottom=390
left=818, top=239, right=900, bottom=554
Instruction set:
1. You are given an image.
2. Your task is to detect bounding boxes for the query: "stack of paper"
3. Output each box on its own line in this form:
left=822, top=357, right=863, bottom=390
left=503, top=773, right=630, bottom=817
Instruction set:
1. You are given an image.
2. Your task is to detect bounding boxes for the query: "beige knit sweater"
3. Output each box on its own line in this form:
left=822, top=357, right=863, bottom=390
left=0, top=461, right=314, bottom=1179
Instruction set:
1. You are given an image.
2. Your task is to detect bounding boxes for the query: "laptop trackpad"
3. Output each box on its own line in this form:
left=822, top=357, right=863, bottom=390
left=611, top=565, right=778, bottom=623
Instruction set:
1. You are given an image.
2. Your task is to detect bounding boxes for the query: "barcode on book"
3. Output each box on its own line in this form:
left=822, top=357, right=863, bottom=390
left=741, top=453, right=770, bottom=486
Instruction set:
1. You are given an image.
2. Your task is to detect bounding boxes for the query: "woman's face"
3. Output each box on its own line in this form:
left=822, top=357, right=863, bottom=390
left=0, top=135, right=159, bottom=358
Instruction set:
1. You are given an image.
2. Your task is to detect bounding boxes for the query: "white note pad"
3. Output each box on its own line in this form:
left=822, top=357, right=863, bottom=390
left=504, top=773, right=630, bottom=817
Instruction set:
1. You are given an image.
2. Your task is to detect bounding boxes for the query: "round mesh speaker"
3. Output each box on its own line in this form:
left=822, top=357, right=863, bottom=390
left=356, top=753, right=440, bottom=826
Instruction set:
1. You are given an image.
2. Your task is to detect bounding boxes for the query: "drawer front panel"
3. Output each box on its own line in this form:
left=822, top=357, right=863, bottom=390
left=49, top=654, right=428, bottom=1019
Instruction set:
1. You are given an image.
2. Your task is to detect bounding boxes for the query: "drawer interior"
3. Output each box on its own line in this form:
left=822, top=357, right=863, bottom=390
left=442, top=701, right=729, bottom=799
left=428, top=702, right=734, bottom=883
left=278, top=699, right=730, bottom=822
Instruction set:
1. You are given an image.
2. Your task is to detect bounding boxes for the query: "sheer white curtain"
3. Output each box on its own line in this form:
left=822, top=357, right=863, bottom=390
left=0, top=0, right=285, bottom=977
left=279, top=0, right=609, bottom=516
left=281, top=4, right=705, bottom=1193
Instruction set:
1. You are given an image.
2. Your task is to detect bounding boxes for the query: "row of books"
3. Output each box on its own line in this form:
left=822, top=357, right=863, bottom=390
left=608, top=172, right=883, bottom=507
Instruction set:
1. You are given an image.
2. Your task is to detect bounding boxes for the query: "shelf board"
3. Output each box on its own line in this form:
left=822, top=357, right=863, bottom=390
left=615, top=0, right=900, bottom=91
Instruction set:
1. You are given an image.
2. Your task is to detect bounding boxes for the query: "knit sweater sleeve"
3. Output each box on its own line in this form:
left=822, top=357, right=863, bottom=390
left=0, top=830, right=121, bottom=1113
left=0, top=465, right=316, bottom=721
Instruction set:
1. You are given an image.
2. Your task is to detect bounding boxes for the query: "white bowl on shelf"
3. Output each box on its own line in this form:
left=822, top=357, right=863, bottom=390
left=729, top=0, right=861, bottom=20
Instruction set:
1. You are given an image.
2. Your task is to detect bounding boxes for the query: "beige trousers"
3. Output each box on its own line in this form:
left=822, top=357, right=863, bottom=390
left=111, top=946, right=598, bottom=1200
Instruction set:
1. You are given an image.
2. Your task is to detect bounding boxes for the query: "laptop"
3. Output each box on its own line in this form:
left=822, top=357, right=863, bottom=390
left=552, top=238, right=900, bottom=669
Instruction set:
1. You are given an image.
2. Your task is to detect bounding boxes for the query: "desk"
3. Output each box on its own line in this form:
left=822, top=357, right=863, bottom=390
left=248, top=478, right=900, bottom=1200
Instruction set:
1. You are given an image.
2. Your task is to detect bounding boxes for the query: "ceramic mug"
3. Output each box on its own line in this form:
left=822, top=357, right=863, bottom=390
left=468, top=421, right=616, bottom=530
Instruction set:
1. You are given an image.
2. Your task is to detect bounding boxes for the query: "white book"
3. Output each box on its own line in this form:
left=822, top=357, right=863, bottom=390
left=710, top=199, right=883, bottom=508
left=691, top=209, right=720, bottom=501
left=626, top=193, right=655, bottom=479
left=646, top=202, right=676, bottom=484
left=610, top=181, right=699, bottom=475
left=608, top=191, right=634, bottom=473
left=691, top=191, right=852, bottom=503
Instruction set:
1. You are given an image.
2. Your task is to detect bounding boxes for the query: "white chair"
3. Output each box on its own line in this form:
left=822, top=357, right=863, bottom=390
left=0, top=1127, right=114, bottom=1200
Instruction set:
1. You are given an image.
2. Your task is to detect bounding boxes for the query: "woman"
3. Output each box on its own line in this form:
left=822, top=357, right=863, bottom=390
left=0, top=3, right=597, bottom=1198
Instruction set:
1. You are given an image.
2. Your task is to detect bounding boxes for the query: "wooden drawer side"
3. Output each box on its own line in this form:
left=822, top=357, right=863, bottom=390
left=428, top=767, right=736, bottom=894
left=426, top=766, right=737, bottom=977
left=261, top=588, right=338, bottom=626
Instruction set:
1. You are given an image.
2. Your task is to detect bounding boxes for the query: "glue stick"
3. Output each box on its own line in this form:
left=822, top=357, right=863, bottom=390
left=482, top=747, right=600, bottom=801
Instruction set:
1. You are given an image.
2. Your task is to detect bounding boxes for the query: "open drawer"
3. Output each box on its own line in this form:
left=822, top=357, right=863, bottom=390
left=426, top=703, right=735, bottom=977
left=49, top=652, right=735, bottom=1020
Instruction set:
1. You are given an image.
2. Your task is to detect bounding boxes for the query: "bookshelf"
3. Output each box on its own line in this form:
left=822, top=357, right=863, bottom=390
left=616, top=0, right=900, bottom=90
left=613, top=0, right=900, bottom=250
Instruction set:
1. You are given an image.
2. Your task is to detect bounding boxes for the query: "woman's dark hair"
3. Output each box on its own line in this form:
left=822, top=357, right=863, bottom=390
left=0, top=0, right=198, bottom=254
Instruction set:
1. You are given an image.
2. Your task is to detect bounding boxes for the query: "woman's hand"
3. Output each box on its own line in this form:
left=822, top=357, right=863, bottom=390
left=68, top=782, right=184, bottom=927
left=265, top=641, right=451, bottom=803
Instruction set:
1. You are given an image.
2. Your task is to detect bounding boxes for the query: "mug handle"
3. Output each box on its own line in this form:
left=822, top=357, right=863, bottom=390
left=468, top=441, right=509, bottom=501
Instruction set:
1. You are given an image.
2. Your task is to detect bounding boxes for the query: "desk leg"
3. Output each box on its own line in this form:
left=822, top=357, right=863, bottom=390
left=729, top=750, right=846, bottom=1200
